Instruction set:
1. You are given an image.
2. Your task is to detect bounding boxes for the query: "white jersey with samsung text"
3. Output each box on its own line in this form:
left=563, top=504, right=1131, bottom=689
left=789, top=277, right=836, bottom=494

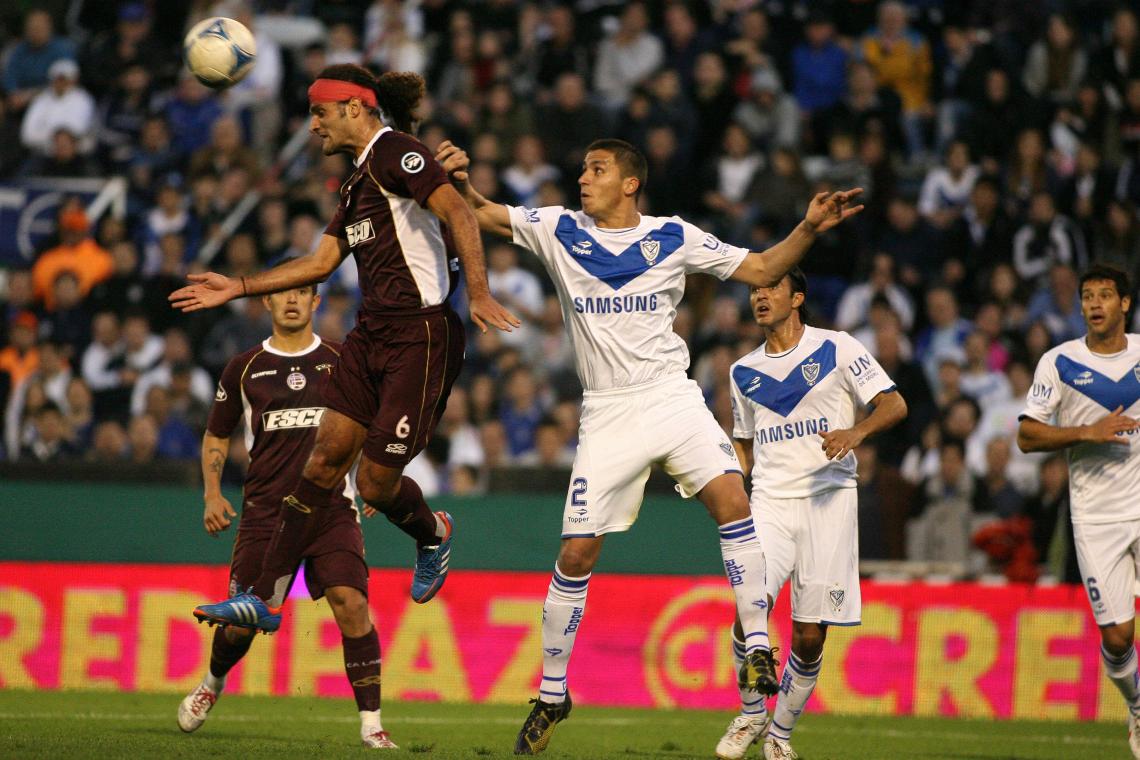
left=508, top=205, right=748, bottom=391
left=730, top=326, right=897, bottom=498
left=1020, top=335, right=1140, bottom=524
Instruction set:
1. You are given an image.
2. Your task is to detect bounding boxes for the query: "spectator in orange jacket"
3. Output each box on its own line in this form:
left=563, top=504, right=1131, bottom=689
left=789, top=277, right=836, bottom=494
left=0, top=311, right=41, bottom=386
left=32, top=205, right=113, bottom=310
left=859, top=1, right=933, bottom=158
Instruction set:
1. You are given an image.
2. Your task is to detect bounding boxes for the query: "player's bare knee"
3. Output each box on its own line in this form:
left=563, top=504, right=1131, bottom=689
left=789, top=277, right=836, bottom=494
left=326, top=587, right=371, bottom=637
left=1101, top=623, right=1134, bottom=655
left=357, top=471, right=400, bottom=510
left=791, top=622, right=827, bottom=661
left=303, top=447, right=347, bottom=488
left=557, top=545, right=599, bottom=577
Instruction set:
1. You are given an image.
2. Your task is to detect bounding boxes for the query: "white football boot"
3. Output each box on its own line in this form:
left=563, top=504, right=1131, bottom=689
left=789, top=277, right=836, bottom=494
left=716, top=713, right=768, bottom=760
left=362, top=729, right=399, bottom=749
left=764, top=736, right=800, bottom=760
left=177, top=682, right=218, bottom=733
left=1129, top=709, right=1140, bottom=759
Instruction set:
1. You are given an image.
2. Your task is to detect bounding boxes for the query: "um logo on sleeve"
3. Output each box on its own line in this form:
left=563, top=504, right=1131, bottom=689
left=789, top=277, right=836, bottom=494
left=345, top=218, right=375, bottom=247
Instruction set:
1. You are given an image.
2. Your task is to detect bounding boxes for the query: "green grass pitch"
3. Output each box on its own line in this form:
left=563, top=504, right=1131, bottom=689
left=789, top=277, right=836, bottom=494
left=0, top=690, right=1127, bottom=759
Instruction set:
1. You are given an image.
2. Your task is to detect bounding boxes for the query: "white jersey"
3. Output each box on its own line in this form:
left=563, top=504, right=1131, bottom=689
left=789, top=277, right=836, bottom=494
left=730, top=326, right=897, bottom=498
left=508, top=205, right=748, bottom=391
left=1020, top=335, right=1140, bottom=524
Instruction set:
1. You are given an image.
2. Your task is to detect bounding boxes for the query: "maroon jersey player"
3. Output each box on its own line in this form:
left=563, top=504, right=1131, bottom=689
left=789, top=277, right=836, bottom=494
left=171, top=66, right=519, bottom=628
left=177, top=285, right=397, bottom=749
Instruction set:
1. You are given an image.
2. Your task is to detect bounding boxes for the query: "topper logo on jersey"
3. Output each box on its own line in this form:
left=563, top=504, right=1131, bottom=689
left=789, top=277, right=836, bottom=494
left=263, top=407, right=325, bottom=430
left=1074, top=371, right=1094, bottom=386
left=345, top=218, right=375, bottom=247
left=571, top=240, right=593, bottom=256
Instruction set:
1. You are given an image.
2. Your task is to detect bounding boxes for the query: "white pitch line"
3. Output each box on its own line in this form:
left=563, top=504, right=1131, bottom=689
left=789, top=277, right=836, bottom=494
left=0, top=711, right=1121, bottom=748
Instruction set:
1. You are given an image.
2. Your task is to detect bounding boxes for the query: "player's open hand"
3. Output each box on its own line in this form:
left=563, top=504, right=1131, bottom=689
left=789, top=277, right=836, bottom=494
left=803, top=188, right=865, bottom=235
left=436, top=140, right=470, bottom=189
left=169, top=272, right=241, bottom=312
left=469, top=292, right=521, bottom=334
left=819, top=427, right=863, bottom=460
left=1084, top=405, right=1138, bottom=445
left=204, top=494, right=237, bottom=536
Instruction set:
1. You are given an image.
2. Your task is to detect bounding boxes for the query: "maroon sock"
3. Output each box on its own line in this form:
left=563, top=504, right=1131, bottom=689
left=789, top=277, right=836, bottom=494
left=252, top=477, right=334, bottom=603
left=343, top=626, right=381, bottom=712
left=375, top=477, right=439, bottom=547
left=209, top=626, right=253, bottom=679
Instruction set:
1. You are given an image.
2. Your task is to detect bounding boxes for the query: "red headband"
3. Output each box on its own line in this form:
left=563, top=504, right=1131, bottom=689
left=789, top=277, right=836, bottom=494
left=308, top=78, right=378, bottom=108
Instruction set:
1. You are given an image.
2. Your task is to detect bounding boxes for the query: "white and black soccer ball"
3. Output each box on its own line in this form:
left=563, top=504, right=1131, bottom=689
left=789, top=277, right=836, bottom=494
left=183, top=17, right=256, bottom=90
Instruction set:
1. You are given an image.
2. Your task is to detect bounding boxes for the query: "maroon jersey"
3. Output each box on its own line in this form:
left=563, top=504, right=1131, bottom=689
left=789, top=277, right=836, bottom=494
left=325, top=127, right=460, bottom=321
left=207, top=336, right=351, bottom=532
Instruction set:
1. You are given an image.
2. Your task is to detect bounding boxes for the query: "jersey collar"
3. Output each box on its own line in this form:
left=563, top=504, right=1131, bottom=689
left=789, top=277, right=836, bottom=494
left=354, top=127, right=390, bottom=167
left=262, top=334, right=322, bottom=357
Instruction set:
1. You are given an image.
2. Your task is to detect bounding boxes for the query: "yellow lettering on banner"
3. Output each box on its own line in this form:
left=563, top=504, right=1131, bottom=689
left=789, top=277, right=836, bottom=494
left=1013, top=610, right=1082, bottom=719
left=137, top=591, right=213, bottom=693
left=914, top=608, right=997, bottom=717
left=817, top=602, right=901, bottom=715
left=60, top=589, right=125, bottom=690
left=713, top=625, right=736, bottom=688
left=485, top=598, right=544, bottom=704
left=664, top=625, right=709, bottom=690
left=288, top=600, right=343, bottom=696
left=385, top=600, right=472, bottom=702
left=0, top=587, right=44, bottom=688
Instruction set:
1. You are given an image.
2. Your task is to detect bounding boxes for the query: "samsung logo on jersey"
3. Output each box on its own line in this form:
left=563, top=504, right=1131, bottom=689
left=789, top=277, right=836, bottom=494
left=573, top=293, right=660, bottom=314
left=263, top=407, right=325, bottom=431
left=756, top=417, right=830, bottom=446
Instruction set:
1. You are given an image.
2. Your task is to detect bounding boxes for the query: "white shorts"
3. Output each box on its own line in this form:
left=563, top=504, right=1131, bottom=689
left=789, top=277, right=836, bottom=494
left=1073, top=518, right=1140, bottom=626
left=753, top=487, right=861, bottom=626
left=561, top=373, right=743, bottom=537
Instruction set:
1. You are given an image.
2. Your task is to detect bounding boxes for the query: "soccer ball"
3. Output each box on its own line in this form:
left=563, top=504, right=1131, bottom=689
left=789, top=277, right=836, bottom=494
left=183, top=17, right=256, bottom=89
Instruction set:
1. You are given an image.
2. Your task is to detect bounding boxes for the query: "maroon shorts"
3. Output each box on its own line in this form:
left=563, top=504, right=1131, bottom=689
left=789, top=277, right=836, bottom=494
left=323, top=305, right=465, bottom=467
left=229, top=506, right=368, bottom=600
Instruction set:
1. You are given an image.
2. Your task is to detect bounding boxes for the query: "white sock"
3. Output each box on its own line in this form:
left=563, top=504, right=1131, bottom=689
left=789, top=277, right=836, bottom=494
left=732, top=632, right=768, bottom=717
left=539, top=564, right=590, bottom=704
left=360, top=709, right=382, bottom=735
left=1102, top=644, right=1140, bottom=714
left=718, top=517, right=770, bottom=654
left=203, top=671, right=225, bottom=693
left=433, top=513, right=448, bottom=541
left=769, top=652, right=822, bottom=741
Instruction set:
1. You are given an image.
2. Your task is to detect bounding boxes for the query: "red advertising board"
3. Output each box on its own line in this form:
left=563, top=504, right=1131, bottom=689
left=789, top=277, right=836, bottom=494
left=0, top=562, right=1127, bottom=720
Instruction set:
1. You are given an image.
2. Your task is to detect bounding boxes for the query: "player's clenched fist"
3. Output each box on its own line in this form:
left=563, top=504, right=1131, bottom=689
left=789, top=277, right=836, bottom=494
left=436, top=140, right=470, bottom=185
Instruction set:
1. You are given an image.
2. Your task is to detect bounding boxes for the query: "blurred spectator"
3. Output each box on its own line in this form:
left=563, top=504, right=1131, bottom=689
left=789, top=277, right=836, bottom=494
left=3, top=9, right=77, bottom=113
left=486, top=243, right=543, bottom=351
left=1060, top=143, right=1115, bottom=239
left=944, top=176, right=1015, bottom=294
left=88, top=419, right=129, bottom=462
left=141, top=183, right=191, bottom=275
left=859, top=1, right=933, bottom=158
left=835, top=252, right=915, bottom=333
left=1093, top=8, right=1140, bottom=110
left=80, top=2, right=164, bottom=97
left=1013, top=192, right=1088, bottom=286
left=644, top=125, right=690, bottom=216
left=593, top=2, right=663, bottom=111
left=701, top=123, right=764, bottom=240
left=449, top=464, right=482, bottom=496
left=517, top=416, right=574, bottom=467
left=1097, top=200, right=1140, bottom=279
left=731, top=68, right=799, bottom=151
left=855, top=440, right=913, bottom=560
left=962, top=70, right=1040, bottom=171
left=476, top=80, right=534, bottom=158
left=531, top=5, right=590, bottom=92
left=0, top=312, right=40, bottom=388
left=1025, top=263, right=1085, bottom=344
left=0, top=99, right=23, bottom=176
left=64, top=376, right=94, bottom=447
left=131, top=327, right=213, bottom=417
left=748, top=147, right=810, bottom=233
left=818, top=60, right=903, bottom=155
left=1025, top=453, right=1079, bottom=584
left=19, top=401, right=77, bottom=463
left=19, top=128, right=100, bottom=178
left=127, top=115, right=179, bottom=194
left=661, top=1, right=714, bottom=87
left=122, top=313, right=164, bottom=378
left=967, top=360, right=1042, bottom=493
left=41, top=272, right=91, bottom=356
left=188, top=114, right=261, bottom=182
left=143, top=385, right=197, bottom=460
left=479, top=418, right=512, bottom=470
left=499, top=366, right=544, bottom=457
left=80, top=311, right=132, bottom=422
left=918, top=140, right=979, bottom=229
left=907, top=438, right=990, bottom=563
left=165, top=75, right=224, bottom=158
left=872, top=320, right=934, bottom=465
left=852, top=296, right=914, bottom=361
left=1023, top=14, right=1087, bottom=106
left=916, top=286, right=972, bottom=386
left=127, top=412, right=160, bottom=464
left=536, top=72, right=605, bottom=185
left=959, top=331, right=1012, bottom=409
left=792, top=12, right=848, bottom=116
left=690, top=52, right=738, bottom=166
left=364, top=0, right=426, bottom=74
left=878, top=196, right=942, bottom=289
left=224, top=4, right=285, bottom=160
left=501, top=135, right=559, bottom=208
left=31, top=206, right=113, bottom=310
left=199, top=298, right=272, bottom=377
left=19, top=59, right=96, bottom=155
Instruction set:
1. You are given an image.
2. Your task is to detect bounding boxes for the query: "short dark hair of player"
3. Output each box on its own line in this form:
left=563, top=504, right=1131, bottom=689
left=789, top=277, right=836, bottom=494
left=585, top=138, right=648, bottom=199
left=787, top=266, right=811, bottom=326
left=315, top=64, right=425, bottom=134
left=1079, top=263, right=1132, bottom=302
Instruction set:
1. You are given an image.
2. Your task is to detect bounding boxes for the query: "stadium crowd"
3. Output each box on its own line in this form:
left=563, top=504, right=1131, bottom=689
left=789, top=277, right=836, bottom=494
left=2, top=0, right=1140, bottom=582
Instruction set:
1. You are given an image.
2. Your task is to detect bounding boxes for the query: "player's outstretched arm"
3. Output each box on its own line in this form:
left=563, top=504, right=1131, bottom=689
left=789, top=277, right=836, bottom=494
left=819, top=389, right=907, bottom=460
left=435, top=140, right=512, bottom=238
left=730, top=188, right=864, bottom=288
left=169, top=235, right=346, bottom=312
left=426, top=182, right=521, bottom=333
left=1017, top=406, right=1137, bottom=452
left=201, top=431, right=237, bottom=536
